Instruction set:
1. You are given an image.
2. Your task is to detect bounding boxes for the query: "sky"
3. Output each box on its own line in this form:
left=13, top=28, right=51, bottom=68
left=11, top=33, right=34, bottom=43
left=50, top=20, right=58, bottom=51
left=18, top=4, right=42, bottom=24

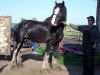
left=0, top=0, right=97, bottom=25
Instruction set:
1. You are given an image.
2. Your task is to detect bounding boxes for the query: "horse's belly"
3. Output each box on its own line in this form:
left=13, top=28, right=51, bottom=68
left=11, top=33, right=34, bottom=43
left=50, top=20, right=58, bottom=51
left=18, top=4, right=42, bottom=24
left=27, top=25, right=50, bottom=42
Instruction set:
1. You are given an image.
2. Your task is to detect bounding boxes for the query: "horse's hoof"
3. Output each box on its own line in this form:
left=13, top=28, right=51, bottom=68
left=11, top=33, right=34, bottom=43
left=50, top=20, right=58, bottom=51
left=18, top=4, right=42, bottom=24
left=17, top=62, right=24, bottom=67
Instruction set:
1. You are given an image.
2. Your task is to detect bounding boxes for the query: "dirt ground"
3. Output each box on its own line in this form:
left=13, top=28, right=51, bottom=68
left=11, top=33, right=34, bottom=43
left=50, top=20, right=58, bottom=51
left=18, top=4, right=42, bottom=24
left=0, top=48, right=69, bottom=75
left=0, top=47, right=100, bottom=75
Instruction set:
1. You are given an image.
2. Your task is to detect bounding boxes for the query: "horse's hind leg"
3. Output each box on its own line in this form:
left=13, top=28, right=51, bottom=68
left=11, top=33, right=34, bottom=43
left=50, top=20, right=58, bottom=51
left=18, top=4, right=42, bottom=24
left=10, top=38, right=25, bottom=69
left=10, top=47, right=18, bottom=69
left=17, top=50, right=23, bottom=67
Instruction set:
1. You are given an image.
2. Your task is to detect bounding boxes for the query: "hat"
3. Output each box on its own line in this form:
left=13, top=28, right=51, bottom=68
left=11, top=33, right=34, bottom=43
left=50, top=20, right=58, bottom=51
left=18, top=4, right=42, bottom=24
left=87, top=16, right=95, bottom=23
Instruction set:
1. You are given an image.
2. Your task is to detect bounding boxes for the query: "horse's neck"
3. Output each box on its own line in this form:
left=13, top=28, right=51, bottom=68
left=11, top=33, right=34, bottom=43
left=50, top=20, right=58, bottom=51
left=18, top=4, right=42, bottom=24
left=44, top=17, right=51, bottom=24
left=44, top=16, right=65, bottom=34
left=50, top=23, right=64, bottom=34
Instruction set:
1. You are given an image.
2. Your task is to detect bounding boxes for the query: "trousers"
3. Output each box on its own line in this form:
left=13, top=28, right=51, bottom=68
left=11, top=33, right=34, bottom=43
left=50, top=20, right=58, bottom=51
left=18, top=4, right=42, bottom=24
left=82, top=47, right=95, bottom=75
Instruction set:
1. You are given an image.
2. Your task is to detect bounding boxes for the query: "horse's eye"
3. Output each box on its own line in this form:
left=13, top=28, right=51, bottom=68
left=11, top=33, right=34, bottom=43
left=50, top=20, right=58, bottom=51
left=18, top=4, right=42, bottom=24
left=60, top=9, right=63, bottom=12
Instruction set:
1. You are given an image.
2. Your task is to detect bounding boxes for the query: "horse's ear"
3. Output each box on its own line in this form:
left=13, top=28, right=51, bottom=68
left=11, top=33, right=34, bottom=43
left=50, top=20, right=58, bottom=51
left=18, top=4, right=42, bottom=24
left=62, top=1, right=65, bottom=6
left=55, top=1, right=57, bottom=5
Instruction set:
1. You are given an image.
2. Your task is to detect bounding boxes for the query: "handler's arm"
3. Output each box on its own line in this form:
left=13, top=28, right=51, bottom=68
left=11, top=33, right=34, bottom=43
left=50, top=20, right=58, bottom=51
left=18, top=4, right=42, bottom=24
left=69, top=23, right=78, bottom=30
left=63, top=22, right=79, bottom=30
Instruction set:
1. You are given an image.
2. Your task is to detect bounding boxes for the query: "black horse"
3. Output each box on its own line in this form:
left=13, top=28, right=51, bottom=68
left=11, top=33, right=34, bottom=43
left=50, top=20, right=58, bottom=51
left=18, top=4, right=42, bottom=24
left=11, top=1, right=67, bottom=70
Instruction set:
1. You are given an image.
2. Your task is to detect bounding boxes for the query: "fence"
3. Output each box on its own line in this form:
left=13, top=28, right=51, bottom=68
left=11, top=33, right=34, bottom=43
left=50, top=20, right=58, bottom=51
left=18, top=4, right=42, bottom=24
left=63, top=26, right=83, bottom=44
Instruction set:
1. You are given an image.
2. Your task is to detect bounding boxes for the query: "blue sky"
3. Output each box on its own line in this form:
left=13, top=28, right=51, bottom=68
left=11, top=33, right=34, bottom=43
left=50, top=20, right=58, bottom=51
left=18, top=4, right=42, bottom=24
left=0, top=0, right=97, bottom=25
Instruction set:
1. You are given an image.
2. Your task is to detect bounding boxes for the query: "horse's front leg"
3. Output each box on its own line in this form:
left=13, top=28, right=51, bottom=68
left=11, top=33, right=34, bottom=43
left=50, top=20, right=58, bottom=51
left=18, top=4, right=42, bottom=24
left=42, top=52, right=51, bottom=72
left=52, top=44, right=61, bottom=70
left=42, top=42, right=51, bottom=72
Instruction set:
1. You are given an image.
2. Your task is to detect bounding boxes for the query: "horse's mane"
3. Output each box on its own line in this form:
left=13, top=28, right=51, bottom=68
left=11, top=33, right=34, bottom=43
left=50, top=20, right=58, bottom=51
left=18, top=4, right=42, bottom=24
left=44, top=17, right=51, bottom=23
left=14, top=20, right=27, bottom=32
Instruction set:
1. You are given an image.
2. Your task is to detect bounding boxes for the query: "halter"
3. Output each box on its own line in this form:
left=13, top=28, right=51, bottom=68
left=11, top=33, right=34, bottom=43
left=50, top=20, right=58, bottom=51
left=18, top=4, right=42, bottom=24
left=53, top=14, right=58, bottom=15
left=51, top=1, right=66, bottom=26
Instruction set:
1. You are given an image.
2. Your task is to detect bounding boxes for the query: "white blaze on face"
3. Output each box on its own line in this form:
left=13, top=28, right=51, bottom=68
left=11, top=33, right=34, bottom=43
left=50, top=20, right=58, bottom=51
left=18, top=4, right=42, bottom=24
left=51, top=7, right=60, bottom=26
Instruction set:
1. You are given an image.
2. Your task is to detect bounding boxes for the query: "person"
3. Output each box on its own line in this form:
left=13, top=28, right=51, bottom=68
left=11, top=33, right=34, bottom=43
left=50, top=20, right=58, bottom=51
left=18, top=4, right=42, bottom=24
left=63, top=16, right=100, bottom=75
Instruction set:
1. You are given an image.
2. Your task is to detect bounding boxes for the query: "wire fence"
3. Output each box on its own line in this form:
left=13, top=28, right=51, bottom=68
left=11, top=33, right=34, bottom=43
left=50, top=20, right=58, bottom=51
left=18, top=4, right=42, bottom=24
left=63, top=28, right=83, bottom=44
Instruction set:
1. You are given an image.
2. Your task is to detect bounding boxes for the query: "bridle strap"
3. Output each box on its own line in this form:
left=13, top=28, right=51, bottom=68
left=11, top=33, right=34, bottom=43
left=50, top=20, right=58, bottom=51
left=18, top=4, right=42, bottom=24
left=53, top=14, right=57, bottom=16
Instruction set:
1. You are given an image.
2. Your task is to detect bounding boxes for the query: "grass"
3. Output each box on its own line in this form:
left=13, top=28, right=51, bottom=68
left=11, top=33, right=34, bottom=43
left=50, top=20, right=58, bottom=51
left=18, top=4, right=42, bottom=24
left=35, top=47, right=45, bottom=54
left=94, top=56, right=100, bottom=66
left=64, top=31, right=81, bottom=35
left=57, top=53, right=83, bottom=66
left=35, top=47, right=100, bottom=66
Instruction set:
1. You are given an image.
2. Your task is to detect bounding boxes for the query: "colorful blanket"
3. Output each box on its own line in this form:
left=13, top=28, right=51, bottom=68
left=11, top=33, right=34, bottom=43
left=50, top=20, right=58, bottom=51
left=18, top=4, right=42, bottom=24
left=59, top=42, right=83, bottom=55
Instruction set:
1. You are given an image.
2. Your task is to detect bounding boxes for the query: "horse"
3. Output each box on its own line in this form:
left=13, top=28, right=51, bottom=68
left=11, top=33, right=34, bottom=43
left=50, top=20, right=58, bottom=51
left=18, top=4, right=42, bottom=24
left=10, top=1, right=67, bottom=71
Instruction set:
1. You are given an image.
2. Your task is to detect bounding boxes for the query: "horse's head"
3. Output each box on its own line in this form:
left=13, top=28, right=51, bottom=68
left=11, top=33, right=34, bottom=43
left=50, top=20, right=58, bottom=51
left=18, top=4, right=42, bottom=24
left=51, top=1, right=67, bottom=26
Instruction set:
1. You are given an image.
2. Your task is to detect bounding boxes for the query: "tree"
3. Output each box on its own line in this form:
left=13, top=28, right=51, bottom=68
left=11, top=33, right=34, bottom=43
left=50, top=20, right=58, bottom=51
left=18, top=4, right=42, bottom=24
left=31, top=18, right=37, bottom=21
left=96, top=0, right=100, bottom=52
left=96, top=0, right=100, bottom=31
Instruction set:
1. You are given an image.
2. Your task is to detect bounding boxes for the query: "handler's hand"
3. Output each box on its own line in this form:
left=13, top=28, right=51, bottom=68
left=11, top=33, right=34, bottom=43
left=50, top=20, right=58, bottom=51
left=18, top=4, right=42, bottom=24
left=62, top=21, right=70, bottom=26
